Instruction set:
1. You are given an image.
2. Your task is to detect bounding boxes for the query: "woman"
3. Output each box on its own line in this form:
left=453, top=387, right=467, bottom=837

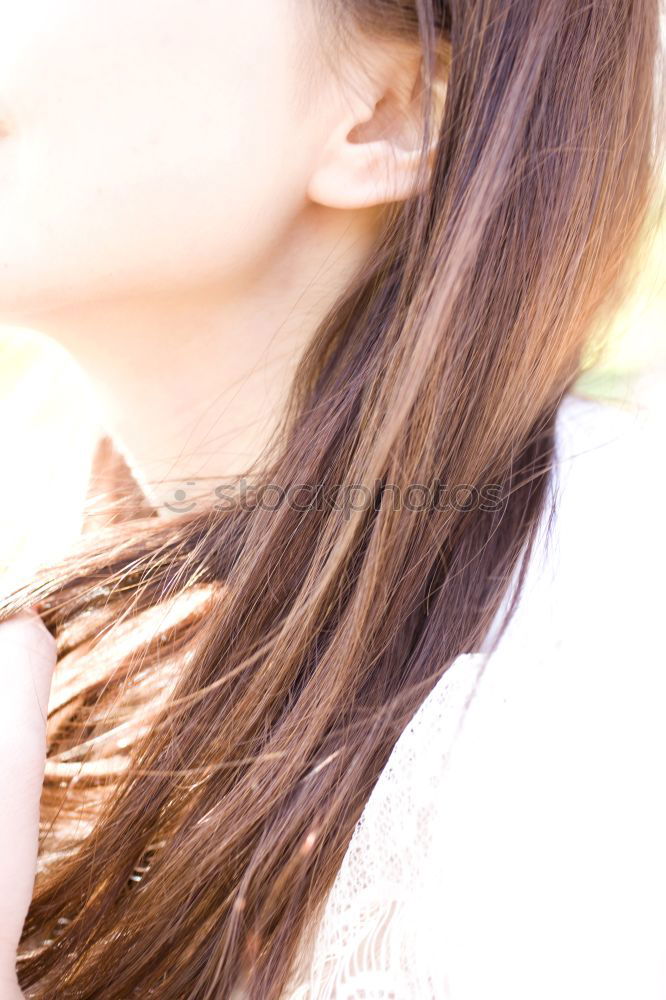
left=0, top=0, right=664, bottom=997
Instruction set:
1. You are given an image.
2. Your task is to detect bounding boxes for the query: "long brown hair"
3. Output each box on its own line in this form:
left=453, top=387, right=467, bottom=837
left=3, top=1, right=660, bottom=996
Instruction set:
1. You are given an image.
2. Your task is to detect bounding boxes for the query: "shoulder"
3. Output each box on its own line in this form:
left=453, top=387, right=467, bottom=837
left=495, top=390, right=665, bottom=650
left=418, top=392, right=666, bottom=998
left=552, top=390, right=663, bottom=550
left=551, top=390, right=664, bottom=564
left=292, top=392, right=666, bottom=999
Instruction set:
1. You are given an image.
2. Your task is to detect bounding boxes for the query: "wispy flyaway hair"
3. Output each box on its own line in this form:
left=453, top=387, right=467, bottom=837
left=3, top=1, right=662, bottom=996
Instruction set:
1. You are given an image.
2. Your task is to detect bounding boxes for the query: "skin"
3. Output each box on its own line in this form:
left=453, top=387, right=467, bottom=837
left=0, top=0, right=432, bottom=499
left=0, top=1, right=436, bottom=985
left=0, top=613, right=56, bottom=997
left=1, top=6, right=665, bottom=998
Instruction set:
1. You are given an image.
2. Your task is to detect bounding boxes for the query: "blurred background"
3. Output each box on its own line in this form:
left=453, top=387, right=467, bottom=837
left=1, top=184, right=664, bottom=593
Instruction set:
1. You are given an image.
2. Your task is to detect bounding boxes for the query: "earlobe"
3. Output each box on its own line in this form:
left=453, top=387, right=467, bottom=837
left=307, top=137, right=433, bottom=209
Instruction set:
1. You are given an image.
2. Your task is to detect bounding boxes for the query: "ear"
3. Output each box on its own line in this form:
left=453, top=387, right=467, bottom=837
left=307, top=44, right=447, bottom=210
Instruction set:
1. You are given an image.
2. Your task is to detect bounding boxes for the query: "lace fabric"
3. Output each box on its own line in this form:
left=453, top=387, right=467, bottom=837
left=286, top=653, right=487, bottom=1000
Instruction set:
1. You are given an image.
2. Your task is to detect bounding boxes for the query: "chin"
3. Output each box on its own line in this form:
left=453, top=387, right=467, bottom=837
left=0, top=273, right=89, bottom=333
left=0, top=286, right=60, bottom=327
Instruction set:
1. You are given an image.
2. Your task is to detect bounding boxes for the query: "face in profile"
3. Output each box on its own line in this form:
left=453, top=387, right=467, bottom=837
left=0, top=0, right=337, bottom=322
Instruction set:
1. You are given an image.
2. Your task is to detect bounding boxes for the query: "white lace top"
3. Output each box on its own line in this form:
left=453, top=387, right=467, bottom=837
left=284, top=393, right=666, bottom=999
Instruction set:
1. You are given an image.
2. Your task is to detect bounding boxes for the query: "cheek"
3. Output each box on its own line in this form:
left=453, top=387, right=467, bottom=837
left=0, top=0, right=316, bottom=316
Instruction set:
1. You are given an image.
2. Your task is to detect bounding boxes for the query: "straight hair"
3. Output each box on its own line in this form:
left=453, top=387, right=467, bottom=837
left=3, top=1, right=661, bottom=996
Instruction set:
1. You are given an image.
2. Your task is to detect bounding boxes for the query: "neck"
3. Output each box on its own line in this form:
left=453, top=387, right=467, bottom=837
left=32, top=204, right=381, bottom=513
